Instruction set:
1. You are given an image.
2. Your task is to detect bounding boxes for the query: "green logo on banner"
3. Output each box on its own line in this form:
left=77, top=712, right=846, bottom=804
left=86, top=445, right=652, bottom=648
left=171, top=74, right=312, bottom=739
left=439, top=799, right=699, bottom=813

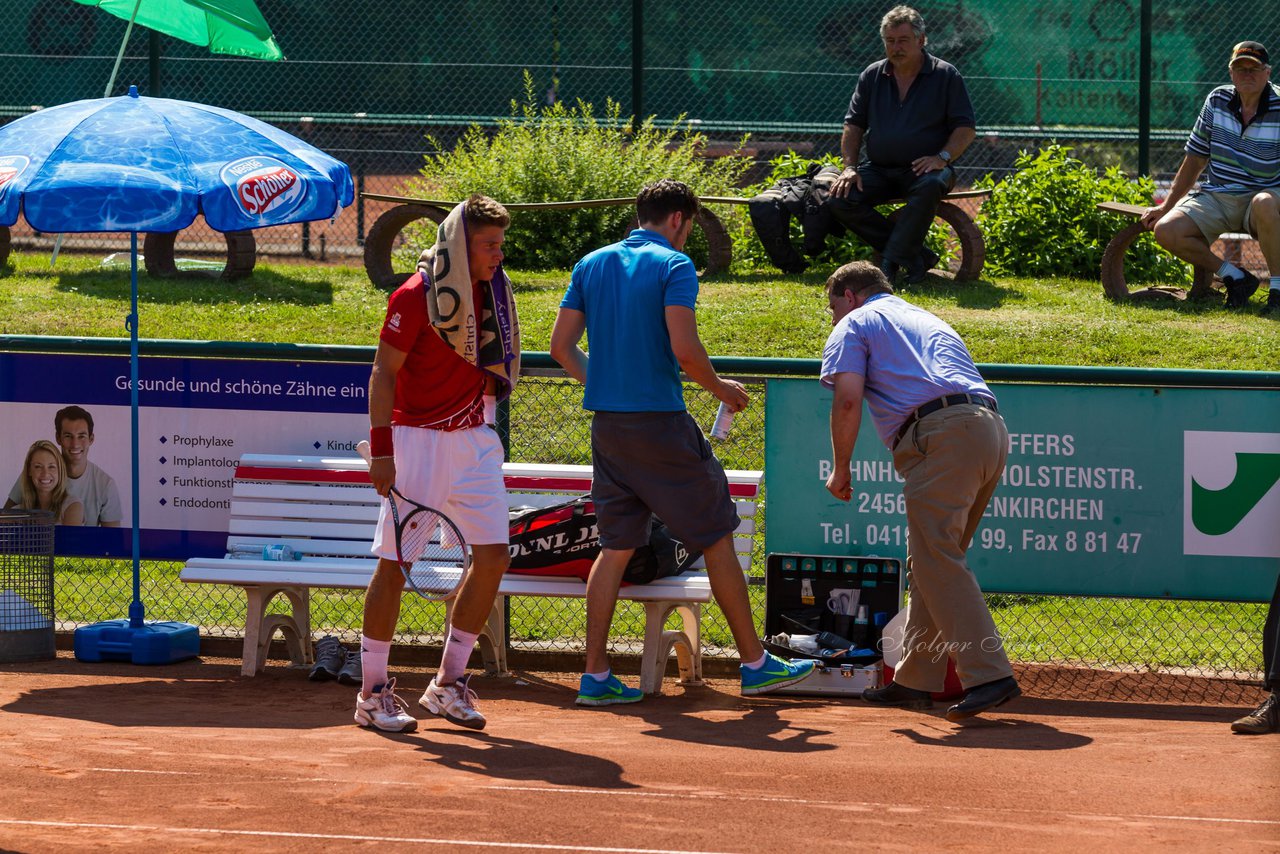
left=1191, top=453, right=1280, bottom=535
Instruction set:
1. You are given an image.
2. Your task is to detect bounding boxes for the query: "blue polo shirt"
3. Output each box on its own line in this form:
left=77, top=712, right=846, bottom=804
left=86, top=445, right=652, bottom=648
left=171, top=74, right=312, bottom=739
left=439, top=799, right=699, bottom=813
left=561, top=229, right=698, bottom=412
left=820, top=293, right=993, bottom=448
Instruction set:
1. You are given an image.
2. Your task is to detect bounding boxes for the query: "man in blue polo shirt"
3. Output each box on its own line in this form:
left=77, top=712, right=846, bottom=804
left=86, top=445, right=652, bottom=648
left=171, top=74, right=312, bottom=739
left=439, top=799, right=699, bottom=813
left=822, top=260, right=1018, bottom=722
left=550, top=179, right=814, bottom=706
left=828, top=5, right=976, bottom=285
left=1142, top=41, right=1280, bottom=315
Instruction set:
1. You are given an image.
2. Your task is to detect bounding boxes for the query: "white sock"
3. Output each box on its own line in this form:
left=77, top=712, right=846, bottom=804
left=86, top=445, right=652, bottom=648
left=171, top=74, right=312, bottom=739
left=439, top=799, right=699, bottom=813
left=438, top=626, right=480, bottom=685
left=1270, top=277, right=1280, bottom=291
left=360, top=635, right=392, bottom=697
left=1218, top=261, right=1245, bottom=280
left=586, top=670, right=611, bottom=682
left=742, top=652, right=768, bottom=670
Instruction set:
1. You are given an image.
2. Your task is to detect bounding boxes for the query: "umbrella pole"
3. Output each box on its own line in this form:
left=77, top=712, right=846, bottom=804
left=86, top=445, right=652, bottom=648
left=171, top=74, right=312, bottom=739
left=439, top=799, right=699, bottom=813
left=104, top=0, right=144, bottom=99
left=128, top=232, right=144, bottom=628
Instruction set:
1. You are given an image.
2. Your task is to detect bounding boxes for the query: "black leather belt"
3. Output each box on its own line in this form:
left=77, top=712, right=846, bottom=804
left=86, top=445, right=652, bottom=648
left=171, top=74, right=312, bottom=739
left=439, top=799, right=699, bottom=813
left=895, top=392, right=998, bottom=445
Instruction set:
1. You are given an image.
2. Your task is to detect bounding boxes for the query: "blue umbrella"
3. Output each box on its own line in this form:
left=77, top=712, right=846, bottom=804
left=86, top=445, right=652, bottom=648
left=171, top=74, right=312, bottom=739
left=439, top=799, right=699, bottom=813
left=0, top=86, right=354, bottom=651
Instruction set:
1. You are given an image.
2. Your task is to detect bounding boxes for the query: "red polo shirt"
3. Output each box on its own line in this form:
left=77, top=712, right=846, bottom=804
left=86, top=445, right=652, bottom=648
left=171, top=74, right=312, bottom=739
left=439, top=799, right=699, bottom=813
left=380, top=274, right=486, bottom=430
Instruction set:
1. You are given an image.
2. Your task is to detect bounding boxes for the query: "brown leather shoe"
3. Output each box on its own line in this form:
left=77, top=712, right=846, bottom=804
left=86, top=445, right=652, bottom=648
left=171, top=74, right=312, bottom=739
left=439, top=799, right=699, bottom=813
left=862, top=680, right=933, bottom=709
left=1231, top=693, right=1279, bottom=734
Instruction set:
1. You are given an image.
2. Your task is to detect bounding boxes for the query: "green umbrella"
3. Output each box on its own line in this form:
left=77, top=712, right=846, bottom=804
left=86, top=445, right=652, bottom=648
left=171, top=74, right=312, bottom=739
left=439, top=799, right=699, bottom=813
left=74, top=0, right=284, bottom=96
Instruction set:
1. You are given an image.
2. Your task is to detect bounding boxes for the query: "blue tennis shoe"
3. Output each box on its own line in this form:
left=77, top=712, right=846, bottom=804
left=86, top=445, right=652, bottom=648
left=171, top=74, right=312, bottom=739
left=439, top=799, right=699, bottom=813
left=741, top=653, right=817, bottom=695
left=576, top=672, right=644, bottom=707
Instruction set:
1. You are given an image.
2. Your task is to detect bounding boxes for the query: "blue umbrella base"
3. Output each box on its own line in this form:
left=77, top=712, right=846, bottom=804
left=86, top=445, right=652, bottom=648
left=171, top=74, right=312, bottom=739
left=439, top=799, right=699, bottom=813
left=75, top=619, right=199, bottom=665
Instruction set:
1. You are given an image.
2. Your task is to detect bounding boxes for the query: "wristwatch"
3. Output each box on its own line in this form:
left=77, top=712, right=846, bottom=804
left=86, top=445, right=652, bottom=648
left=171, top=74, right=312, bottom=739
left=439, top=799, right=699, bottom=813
left=938, top=150, right=952, bottom=163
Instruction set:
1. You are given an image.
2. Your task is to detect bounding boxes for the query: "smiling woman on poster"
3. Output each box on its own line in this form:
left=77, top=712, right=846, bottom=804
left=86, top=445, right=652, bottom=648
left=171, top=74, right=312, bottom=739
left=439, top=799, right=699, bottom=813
left=14, top=440, right=84, bottom=526
left=4, top=405, right=122, bottom=527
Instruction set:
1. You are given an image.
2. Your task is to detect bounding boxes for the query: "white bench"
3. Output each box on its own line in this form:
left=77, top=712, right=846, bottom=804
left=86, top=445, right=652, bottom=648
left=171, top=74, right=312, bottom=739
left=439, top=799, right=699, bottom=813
left=181, top=453, right=762, bottom=694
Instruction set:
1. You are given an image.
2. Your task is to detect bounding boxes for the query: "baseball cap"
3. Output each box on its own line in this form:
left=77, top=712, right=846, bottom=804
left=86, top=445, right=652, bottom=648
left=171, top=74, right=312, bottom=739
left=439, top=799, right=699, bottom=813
left=1230, top=41, right=1269, bottom=67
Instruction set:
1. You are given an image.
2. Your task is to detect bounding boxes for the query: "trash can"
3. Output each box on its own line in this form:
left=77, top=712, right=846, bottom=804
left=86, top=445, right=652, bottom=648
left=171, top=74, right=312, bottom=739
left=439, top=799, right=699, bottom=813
left=0, top=509, right=56, bottom=663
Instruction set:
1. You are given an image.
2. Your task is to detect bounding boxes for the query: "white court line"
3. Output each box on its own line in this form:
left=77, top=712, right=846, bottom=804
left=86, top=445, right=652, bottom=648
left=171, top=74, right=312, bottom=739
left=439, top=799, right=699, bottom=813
left=82, top=768, right=1280, bottom=828
left=0, top=819, right=734, bottom=854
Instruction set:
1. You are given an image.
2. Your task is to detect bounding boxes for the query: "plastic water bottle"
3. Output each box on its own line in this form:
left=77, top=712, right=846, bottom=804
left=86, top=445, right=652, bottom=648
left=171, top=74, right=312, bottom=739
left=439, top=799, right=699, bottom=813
left=262, top=544, right=301, bottom=561
left=709, top=401, right=735, bottom=440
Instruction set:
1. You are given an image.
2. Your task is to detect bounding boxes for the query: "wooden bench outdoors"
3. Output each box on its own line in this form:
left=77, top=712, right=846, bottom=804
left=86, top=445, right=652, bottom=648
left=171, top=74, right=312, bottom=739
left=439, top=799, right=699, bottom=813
left=180, top=453, right=763, bottom=694
left=1097, top=201, right=1253, bottom=301
left=359, top=189, right=990, bottom=287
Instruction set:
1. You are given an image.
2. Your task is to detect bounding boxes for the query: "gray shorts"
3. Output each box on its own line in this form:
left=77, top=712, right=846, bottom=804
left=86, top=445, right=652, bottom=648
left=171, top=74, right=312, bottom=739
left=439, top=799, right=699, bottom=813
left=1175, top=188, right=1280, bottom=241
left=590, top=411, right=741, bottom=552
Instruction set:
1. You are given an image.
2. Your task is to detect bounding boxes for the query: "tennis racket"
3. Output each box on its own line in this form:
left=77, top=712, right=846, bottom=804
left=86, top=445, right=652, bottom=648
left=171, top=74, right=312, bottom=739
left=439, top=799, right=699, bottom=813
left=356, top=440, right=471, bottom=601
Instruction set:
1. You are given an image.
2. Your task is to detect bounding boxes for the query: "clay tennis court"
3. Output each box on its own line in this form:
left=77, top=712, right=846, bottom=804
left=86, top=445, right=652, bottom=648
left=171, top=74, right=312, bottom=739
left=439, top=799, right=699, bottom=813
left=0, top=653, right=1275, bottom=853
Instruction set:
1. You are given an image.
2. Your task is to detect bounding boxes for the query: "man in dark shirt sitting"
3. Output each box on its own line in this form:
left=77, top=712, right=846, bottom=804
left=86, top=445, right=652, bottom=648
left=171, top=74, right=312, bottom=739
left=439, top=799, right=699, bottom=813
left=828, top=5, right=976, bottom=284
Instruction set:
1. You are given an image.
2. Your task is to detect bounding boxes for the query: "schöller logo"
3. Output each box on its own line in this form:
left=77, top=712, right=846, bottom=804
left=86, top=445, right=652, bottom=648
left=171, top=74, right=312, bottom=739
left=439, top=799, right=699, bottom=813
left=220, top=156, right=304, bottom=218
left=0, top=155, right=30, bottom=196
left=1184, top=431, right=1280, bottom=558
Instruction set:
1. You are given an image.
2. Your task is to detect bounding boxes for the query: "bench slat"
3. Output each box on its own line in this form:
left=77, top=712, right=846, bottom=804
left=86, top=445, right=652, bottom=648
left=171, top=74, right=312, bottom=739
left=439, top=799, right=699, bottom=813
left=183, top=557, right=714, bottom=603
left=182, top=558, right=376, bottom=588
left=1098, top=201, right=1146, bottom=217
left=226, top=536, right=377, bottom=558
left=233, top=480, right=379, bottom=503
left=230, top=518, right=377, bottom=540
left=230, top=497, right=380, bottom=524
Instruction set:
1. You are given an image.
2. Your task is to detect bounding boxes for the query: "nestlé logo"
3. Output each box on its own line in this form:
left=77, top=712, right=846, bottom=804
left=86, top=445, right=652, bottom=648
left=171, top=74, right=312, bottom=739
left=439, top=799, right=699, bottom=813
left=0, top=155, right=30, bottom=196
left=221, top=156, right=304, bottom=218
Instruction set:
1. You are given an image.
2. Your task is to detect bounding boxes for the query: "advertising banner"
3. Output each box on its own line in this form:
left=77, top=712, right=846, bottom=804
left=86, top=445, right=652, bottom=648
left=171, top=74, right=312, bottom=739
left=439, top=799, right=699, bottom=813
left=765, top=379, right=1280, bottom=602
left=0, top=353, right=369, bottom=558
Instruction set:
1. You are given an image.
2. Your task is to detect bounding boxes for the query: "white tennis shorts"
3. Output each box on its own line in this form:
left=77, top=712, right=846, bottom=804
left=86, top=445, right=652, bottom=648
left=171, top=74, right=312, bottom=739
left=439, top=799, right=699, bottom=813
left=370, top=424, right=509, bottom=560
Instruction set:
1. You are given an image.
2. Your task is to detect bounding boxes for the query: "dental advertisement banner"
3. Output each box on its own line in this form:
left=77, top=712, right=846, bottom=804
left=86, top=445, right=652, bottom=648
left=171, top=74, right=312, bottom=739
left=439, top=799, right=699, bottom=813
left=0, top=353, right=370, bottom=559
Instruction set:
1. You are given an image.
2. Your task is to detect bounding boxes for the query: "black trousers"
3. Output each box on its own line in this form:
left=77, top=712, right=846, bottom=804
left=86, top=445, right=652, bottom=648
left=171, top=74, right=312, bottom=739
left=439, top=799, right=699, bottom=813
left=826, top=163, right=955, bottom=269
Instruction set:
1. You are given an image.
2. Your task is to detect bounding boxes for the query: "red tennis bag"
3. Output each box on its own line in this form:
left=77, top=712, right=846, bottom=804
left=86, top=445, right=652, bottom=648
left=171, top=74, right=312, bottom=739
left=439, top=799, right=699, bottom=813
left=507, top=495, right=700, bottom=584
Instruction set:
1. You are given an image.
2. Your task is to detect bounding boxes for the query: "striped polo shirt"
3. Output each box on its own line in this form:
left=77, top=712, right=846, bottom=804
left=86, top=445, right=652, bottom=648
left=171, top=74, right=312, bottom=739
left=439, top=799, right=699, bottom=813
left=1186, top=82, right=1280, bottom=193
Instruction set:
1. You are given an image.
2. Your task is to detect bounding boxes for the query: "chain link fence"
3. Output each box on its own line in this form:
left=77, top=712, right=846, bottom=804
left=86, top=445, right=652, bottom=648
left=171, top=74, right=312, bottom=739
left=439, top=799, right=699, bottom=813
left=5, top=0, right=1278, bottom=266
left=5, top=0, right=1272, bottom=702
left=45, top=368, right=1268, bottom=703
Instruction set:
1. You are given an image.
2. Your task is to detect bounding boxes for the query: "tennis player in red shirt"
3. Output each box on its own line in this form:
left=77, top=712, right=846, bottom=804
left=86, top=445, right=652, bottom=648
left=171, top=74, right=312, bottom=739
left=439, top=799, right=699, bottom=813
left=356, top=194, right=521, bottom=733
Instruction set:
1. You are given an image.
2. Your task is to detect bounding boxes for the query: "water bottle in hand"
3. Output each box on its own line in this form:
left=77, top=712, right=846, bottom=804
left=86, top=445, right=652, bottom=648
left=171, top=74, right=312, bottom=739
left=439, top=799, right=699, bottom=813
left=710, top=401, right=735, bottom=440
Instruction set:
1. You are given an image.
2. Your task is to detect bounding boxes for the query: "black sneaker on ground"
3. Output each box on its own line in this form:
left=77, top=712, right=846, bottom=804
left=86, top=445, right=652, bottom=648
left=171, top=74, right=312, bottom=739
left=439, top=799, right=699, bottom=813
left=1261, top=289, right=1280, bottom=317
left=309, top=635, right=346, bottom=682
left=1230, top=692, right=1279, bottom=734
left=1223, top=269, right=1260, bottom=308
left=337, top=647, right=362, bottom=686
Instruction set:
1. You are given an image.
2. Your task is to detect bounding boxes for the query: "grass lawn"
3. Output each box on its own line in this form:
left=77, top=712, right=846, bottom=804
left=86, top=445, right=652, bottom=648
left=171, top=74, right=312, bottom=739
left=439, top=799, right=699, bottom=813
left=1, top=251, right=1276, bottom=370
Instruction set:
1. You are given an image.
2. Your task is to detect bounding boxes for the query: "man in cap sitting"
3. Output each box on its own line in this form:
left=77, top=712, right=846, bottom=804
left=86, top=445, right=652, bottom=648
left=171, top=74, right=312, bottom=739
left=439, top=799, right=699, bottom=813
left=1142, top=41, right=1280, bottom=315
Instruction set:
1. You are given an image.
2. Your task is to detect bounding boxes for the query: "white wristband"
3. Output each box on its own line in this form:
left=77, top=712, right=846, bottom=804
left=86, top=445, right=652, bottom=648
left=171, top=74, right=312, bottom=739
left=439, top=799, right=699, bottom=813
left=483, top=394, right=497, bottom=425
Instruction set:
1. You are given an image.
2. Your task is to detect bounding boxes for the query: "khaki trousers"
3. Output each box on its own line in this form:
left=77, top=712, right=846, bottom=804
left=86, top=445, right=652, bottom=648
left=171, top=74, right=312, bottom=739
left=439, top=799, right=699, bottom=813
left=890, top=403, right=1013, bottom=691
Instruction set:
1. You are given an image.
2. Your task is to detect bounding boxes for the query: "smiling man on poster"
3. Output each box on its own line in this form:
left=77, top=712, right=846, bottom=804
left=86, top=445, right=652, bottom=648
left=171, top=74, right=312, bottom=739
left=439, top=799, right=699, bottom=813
left=6, top=405, right=122, bottom=527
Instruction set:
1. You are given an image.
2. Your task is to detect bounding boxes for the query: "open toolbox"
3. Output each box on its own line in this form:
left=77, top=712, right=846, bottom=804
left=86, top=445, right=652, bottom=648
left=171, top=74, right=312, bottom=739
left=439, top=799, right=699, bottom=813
left=763, top=553, right=904, bottom=696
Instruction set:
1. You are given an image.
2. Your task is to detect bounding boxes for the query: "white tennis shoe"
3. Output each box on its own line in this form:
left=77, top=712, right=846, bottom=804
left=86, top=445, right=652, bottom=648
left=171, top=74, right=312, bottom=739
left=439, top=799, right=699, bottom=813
left=354, top=678, right=418, bottom=733
left=421, top=674, right=487, bottom=730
